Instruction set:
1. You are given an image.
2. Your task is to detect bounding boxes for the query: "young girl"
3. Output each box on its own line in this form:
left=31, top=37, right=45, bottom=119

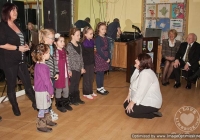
left=67, top=28, right=85, bottom=105
left=81, top=27, right=97, bottom=99
left=53, top=33, right=72, bottom=112
left=39, top=29, right=59, bottom=120
left=95, top=22, right=110, bottom=95
left=32, top=43, right=57, bottom=133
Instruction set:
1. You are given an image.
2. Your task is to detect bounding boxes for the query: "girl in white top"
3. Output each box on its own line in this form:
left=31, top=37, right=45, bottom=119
left=123, top=53, right=162, bottom=119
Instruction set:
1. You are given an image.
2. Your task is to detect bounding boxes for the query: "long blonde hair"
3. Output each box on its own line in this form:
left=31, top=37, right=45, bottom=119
left=39, top=29, right=55, bottom=43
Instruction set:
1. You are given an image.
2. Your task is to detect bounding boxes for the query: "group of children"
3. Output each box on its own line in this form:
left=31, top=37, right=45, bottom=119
left=31, top=22, right=111, bottom=132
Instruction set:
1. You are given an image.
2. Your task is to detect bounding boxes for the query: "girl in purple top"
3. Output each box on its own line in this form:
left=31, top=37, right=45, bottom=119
left=32, top=43, right=57, bottom=133
left=53, top=33, right=73, bottom=112
left=81, top=27, right=97, bottom=99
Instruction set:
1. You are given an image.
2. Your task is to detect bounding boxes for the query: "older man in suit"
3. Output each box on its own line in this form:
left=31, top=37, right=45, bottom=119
left=173, top=33, right=200, bottom=89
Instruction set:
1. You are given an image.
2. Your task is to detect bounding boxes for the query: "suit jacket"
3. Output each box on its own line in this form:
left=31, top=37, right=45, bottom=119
left=175, top=41, right=200, bottom=71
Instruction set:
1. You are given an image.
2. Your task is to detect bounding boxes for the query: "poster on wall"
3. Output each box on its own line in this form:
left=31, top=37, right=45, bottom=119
left=156, top=18, right=170, bottom=32
left=146, top=5, right=156, bottom=18
left=146, top=0, right=184, bottom=4
left=172, top=3, right=184, bottom=19
left=145, top=19, right=156, bottom=28
left=148, top=41, right=154, bottom=52
left=170, top=19, right=183, bottom=32
left=158, top=4, right=170, bottom=18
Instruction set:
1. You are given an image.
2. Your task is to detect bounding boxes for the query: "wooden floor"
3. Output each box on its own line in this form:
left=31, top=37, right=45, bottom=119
left=0, top=71, right=200, bottom=140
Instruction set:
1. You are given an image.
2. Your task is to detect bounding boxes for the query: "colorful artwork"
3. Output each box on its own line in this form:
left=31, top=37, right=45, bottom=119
left=146, top=5, right=156, bottom=18
left=172, top=3, right=184, bottom=19
left=156, top=18, right=170, bottom=32
left=145, top=19, right=156, bottom=28
left=158, top=4, right=170, bottom=18
left=146, top=0, right=184, bottom=4
left=170, top=19, right=183, bottom=32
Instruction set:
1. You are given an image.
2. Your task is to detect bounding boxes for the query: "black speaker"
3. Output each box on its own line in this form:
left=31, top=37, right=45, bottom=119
left=13, top=1, right=26, bottom=31
left=27, top=8, right=36, bottom=25
left=43, top=0, right=71, bottom=36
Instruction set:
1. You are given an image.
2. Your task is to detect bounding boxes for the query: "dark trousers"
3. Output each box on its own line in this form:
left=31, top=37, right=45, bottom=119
left=69, top=70, right=81, bottom=94
left=96, top=71, right=104, bottom=88
left=3, top=63, right=36, bottom=110
left=173, top=60, right=194, bottom=83
left=123, top=101, right=159, bottom=119
left=83, top=64, right=94, bottom=95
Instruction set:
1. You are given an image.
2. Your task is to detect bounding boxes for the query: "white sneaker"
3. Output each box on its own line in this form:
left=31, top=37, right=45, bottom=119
left=91, top=93, right=97, bottom=97
left=50, top=109, right=58, bottom=117
left=83, top=95, right=94, bottom=99
left=102, top=87, right=109, bottom=93
left=51, top=115, right=58, bottom=121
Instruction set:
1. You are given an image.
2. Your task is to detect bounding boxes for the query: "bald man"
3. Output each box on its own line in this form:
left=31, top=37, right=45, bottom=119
left=173, top=33, right=200, bottom=89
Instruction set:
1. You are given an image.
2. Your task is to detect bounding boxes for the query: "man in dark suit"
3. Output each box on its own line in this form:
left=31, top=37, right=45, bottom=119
left=173, top=33, right=200, bottom=89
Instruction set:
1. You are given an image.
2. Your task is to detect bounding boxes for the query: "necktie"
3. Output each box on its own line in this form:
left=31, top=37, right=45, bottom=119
left=185, top=44, right=191, bottom=62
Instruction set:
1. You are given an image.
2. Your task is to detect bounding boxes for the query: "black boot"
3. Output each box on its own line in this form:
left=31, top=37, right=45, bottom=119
left=62, top=97, right=73, bottom=111
left=7, top=92, right=21, bottom=116
left=75, top=91, right=85, bottom=104
left=0, top=116, right=2, bottom=122
left=25, top=88, right=37, bottom=110
left=69, top=93, right=79, bottom=106
left=55, top=98, right=67, bottom=112
left=188, top=70, right=200, bottom=82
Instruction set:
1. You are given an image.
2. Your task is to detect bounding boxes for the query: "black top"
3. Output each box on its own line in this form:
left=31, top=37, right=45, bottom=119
left=0, top=21, right=26, bottom=69
left=71, top=42, right=80, bottom=54
left=106, top=21, right=120, bottom=40
left=74, top=20, right=91, bottom=29
left=81, top=39, right=95, bottom=66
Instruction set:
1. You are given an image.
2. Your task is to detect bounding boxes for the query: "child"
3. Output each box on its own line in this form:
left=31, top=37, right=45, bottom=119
left=32, top=43, right=57, bottom=133
left=95, top=22, right=110, bottom=95
left=39, top=29, right=59, bottom=120
left=81, top=27, right=97, bottom=99
left=67, top=28, right=85, bottom=105
left=53, top=33, right=73, bottom=112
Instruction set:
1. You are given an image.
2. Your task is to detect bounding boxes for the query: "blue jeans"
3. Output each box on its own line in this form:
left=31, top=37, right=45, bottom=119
left=107, top=37, right=114, bottom=70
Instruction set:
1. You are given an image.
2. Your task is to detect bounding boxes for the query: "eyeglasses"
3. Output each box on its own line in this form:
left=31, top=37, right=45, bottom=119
left=46, top=36, right=55, bottom=40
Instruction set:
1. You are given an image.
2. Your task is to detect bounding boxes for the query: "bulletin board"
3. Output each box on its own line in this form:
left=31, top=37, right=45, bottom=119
left=142, top=0, right=188, bottom=43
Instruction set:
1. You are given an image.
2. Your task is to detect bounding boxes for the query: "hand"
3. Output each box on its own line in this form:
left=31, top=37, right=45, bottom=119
left=81, top=68, right=86, bottom=74
left=124, top=94, right=131, bottom=103
left=54, top=74, right=59, bottom=80
left=19, top=45, right=30, bottom=53
left=50, top=94, right=54, bottom=98
left=68, top=71, right=72, bottom=77
left=174, top=59, right=180, bottom=68
left=107, top=58, right=110, bottom=63
left=126, top=101, right=135, bottom=114
left=184, top=63, right=190, bottom=71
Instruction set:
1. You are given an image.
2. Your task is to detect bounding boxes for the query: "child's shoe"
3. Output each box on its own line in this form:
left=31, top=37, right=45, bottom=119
left=83, top=94, right=94, bottom=99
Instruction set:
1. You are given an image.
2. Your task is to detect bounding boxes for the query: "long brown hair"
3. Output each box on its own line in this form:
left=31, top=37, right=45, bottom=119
left=95, top=22, right=106, bottom=36
left=138, top=53, right=154, bottom=72
left=69, top=27, right=80, bottom=41
left=81, top=26, right=93, bottom=42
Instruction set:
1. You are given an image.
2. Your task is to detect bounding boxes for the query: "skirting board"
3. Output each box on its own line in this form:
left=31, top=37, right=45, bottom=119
left=0, top=89, right=26, bottom=103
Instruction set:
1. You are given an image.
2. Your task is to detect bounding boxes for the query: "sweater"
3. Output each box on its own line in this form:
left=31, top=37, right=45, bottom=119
left=82, top=39, right=95, bottom=65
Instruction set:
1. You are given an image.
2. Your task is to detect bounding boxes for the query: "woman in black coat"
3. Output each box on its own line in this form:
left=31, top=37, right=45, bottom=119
left=0, top=3, right=36, bottom=116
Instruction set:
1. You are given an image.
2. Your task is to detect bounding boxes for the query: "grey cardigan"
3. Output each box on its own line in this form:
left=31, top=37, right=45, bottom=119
left=67, top=42, right=84, bottom=72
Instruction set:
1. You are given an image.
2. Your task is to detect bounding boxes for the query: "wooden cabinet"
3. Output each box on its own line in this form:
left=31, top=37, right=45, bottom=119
left=111, top=42, right=127, bottom=68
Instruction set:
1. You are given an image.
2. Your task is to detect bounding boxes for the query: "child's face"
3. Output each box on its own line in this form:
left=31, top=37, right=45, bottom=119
left=43, top=49, right=50, bottom=60
left=45, top=33, right=55, bottom=45
left=99, top=25, right=106, bottom=36
left=71, top=31, right=80, bottom=42
left=55, top=37, right=65, bottom=49
left=85, top=29, right=93, bottom=40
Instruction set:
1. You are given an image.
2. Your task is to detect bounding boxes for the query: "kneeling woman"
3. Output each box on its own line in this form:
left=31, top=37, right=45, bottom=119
left=123, top=53, right=162, bottom=119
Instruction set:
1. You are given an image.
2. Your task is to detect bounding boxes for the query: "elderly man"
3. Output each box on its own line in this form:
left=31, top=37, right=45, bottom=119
left=173, top=33, right=200, bottom=89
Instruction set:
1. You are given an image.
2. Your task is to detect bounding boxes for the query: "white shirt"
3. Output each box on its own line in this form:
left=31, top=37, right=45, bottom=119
left=183, top=42, right=194, bottom=66
left=129, top=69, right=162, bottom=108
